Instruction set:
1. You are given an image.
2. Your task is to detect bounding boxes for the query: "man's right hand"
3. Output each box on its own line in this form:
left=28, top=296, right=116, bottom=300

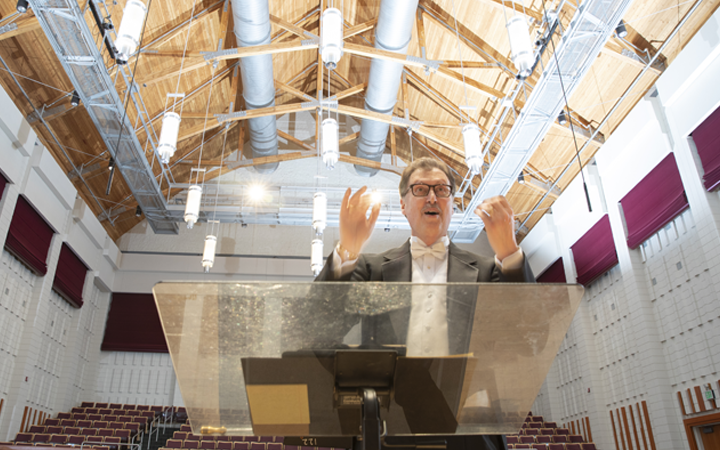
left=338, top=186, right=381, bottom=257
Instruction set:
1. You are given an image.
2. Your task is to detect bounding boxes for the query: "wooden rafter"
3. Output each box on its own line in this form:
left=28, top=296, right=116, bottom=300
left=270, top=13, right=318, bottom=40
left=403, top=70, right=477, bottom=128
left=278, top=129, right=314, bottom=152
left=344, top=18, right=378, bottom=39
left=276, top=79, right=314, bottom=101
left=0, top=13, right=42, bottom=42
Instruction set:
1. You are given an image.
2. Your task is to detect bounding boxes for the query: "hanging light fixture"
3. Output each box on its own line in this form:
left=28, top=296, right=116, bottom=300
left=322, top=118, right=340, bottom=169
left=184, top=185, right=202, bottom=229
left=558, top=109, right=568, bottom=125
left=311, top=238, right=324, bottom=275
left=158, top=111, right=181, bottom=164
left=312, top=192, right=327, bottom=234
left=114, top=0, right=147, bottom=62
left=506, top=16, right=534, bottom=79
left=615, top=20, right=628, bottom=38
left=462, top=123, right=483, bottom=176
left=202, top=235, right=217, bottom=273
left=320, top=7, right=344, bottom=70
left=71, top=91, right=81, bottom=107
left=16, top=0, right=28, bottom=13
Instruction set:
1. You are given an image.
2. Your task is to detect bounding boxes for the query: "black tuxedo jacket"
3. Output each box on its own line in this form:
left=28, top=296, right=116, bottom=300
left=314, top=240, right=535, bottom=353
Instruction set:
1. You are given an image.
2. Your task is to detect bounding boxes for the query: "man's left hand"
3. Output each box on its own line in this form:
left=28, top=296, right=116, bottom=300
left=475, top=195, right=520, bottom=261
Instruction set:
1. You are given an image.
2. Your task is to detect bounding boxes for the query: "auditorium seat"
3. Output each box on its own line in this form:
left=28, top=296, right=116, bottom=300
left=217, top=442, right=233, bottom=450
left=556, top=429, right=570, bottom=436
left=58, top=413, right=72, bottom=420
left=181, top=425, right=192, bottom=432
left=525, top=429, right=539, bottom=436
left=531, top=416, right=544, bottom=423
left=60, top=420, right=75, bottom=427
left=166, top=439, right=183, bottom=449
left=105, top=415, right=118, bottom=422
left=536, top=436, right=551, bottom=444
left=81, top=428, right=98, bottom=436
left=565, top=444, right=581, bottom=450
left=104, top=436, right=122, bottom=450
left=507, top=436, right=520, bottom=445
left=519, top=436, right=535, bottom=444
left=259, top=437, right=274, bottom=443
left=67, top=435, right=85, bottom=446
left=185, top=434, right=201, bottom=441
left=547, top=444, right=564, bottom=450
left=539, top=428, right=554, bottom=436
left=200, top=440, right=216, bottom=449
left=174, top=432, right=188, bottom=440
left=552, top=436, right=568, bottom=443
left=250, top=442, right=266, bottom=450
left=72, top=407, right=85, bottom=414
left=45, top=419, right=60, bottom=426
left=31, top=433, right=50, bottom=444
left=137, top=405, right=150, bottom=411
left=72, top=413, right=88, bottom=421
left=49, top=435, right=68, bottom=445
left=109, top=404, right=122, bottom=410
left=95, top=403, right=109, bottom=409
left=89, top=414, right=103, bottom=421
left=77, top=420, right=92, bottom=428
left=544, top=422, right=557, bottom=428
left=86, top=435, right=105, bottom=445
left=233, top=442, right=250, bottom=450
left=184, top=440, right=201, bottom=449
left=515, top=445, right=531, bottom=449
left=87, top=408, right=99, bottom=414
left=81, top=402, right=95, bottom=408
left=64, top=427, right=81, bottom=435
left=244, top=437, right=259, bottom=442
left=99, top=409, right=112, bottom=415
left=28, top=426, right=45, bottom=433
left=216, top=436, right=230, bottom=442
left=122, top=404, right=135, bottom=410
left=580, top=444, right=596, bottom=450
left=115, top=429, right=131, bottom=443
left=46, top=426, right=62, bottom=434
left=267, top=443, right=282, bottom=450
left=531, top=444, right=548, bottom=450
left=98, top=429, right=114, bottom=438
left=528, top=422, right=542, bottom=429
left=568, top=435, right=583, bottom=443
left=94, top=421, right=109, bottom=429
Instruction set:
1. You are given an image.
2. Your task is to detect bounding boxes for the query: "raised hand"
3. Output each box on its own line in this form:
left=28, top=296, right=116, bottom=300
left=475, top=195, right=519, bottom=261
left=338, top=186, right=381, bottom=257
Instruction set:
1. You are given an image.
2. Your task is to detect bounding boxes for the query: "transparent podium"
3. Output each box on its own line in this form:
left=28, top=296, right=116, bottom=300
left=153, top=282, right=584, bottom=449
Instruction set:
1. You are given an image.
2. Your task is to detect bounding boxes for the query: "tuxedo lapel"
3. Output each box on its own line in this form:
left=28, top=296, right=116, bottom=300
left=446, top=243, right=480, bottom=354
left=447, top=243, right=480, bottom=282
left=381, top=240, right=412, bottom=281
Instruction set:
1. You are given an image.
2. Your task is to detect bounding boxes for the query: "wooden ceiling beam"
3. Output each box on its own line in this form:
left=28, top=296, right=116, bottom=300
left=276, top=79, right=315, bottom=101
left=272, top=9, right=320, bottom=42
left=144, top=1, right=225, bottom=50
left=440, top=61, right=499, bottom=69
left=0, top=14, right=42, bottom=42
left=344, top=18, right=378, bottom=39
left=332, top=83, right=366, bottom=101
left=270, top=13, right=318, bottom=40
left=403, top=70, right=478, bottom=128
left=340, top=131, right=360, bottom=146
left=219, top=102, right=317, bottom=123
left=602, top=24, right=666, bottom=74
left=278, top=129, right=314, bottom=152
left=419, top=0, right=514, bottom=73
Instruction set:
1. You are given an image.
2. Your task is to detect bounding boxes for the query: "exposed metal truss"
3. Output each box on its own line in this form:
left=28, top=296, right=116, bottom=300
left=452, top=0, right=636, bottom=243
left=29, top=0, right=179, bottom=234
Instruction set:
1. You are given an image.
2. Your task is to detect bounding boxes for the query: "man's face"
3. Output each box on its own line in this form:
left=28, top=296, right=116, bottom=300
left=400, top=168, right=453, bottom=245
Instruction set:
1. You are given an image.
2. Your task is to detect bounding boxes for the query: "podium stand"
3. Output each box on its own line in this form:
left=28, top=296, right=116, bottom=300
left=152, top=282, right=583, bottom=448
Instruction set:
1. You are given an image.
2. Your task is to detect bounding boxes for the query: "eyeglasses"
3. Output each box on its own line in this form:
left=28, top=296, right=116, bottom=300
left=408, top=184, right=453, bottom=198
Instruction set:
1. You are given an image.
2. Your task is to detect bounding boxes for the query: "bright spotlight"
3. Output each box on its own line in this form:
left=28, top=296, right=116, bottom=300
left=247, top=185, right=266, bottom=202
left=370, top=190, right=383, bottom=205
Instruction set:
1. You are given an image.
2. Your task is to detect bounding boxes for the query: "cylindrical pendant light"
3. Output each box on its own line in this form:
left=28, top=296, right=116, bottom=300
left=321, top=8, right=344, bottom=70
left=158, top=111, right=181, bottom=164
left=311, top=238, right=324, bottom=275
left=322, top=118, right=339, bottom=169
left=114, top=0, right=147, bottom=62
left=202, top=235, right=217, bottom=273
left=462, top=123, right=483, bottom=176
left=184, top=185, right=202, bottom=229
left=506, top=16, right=534, bottom=78
left=312, top=192, right=327, bottom=234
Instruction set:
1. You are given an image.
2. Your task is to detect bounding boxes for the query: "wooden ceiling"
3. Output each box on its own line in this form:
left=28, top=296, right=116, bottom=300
left=0, top=0, right=717, bottom=241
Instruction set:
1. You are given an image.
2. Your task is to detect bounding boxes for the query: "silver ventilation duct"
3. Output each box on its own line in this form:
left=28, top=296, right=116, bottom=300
left=355, top=0, right=419, bottom=176
left=232, top=0, right=278, bottom=174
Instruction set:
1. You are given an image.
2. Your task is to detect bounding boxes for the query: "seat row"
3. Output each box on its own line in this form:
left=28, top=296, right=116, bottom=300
left=508, top=444, right=596, bottom=450
left=79, top=403, right=164, bottom=411
left=2, top=443, right=112, bottom=450
left=517, top=428, right=570, bottom=436
left=508, top=435, right=583, bottom=445
left=13, top=433, right=124, bottom=449
left=22, top=429, right=133, bottom=442
left=523, top=422, right=559, bottom=429
left=172, top=432, right=281, bottom=442
left=163, top=440, right=284, bottom=450
left=524, top=416, right=545, bottom=423
left=59, top=411, right=154, bottom=421
left=40, top=420, right=143, bottom=434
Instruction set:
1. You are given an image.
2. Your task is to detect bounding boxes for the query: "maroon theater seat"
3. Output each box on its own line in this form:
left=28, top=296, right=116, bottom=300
left=89, top=414, right=103, bottom=421
left=531, top=445, right=548, bottom=450
left=536, top=436, right=551, bottom=444
left=127, top=410, right=141, bottom=417
left=184, top=440, right=201, bottom=449
left=515, top=445, right=531, bottom=449
left=81, top=402, right=95, bottom=408
left=580, top=444, right=596, bottom=450
left=528, top=423, right=542, bottom=429
left=46, top=426, right=62, bottom=435
left=137, top=405, right=150, bottom=411
left=81, top=428, right=98, bottom=436
left=87, top=408, right=99, bottom=414
left=72, top=414, right=88, bottom=421
left=44, top=419, right=60, bottom=426
left=233, top=443, right=250, bottom=450
left=556, top=429, right=570, bottom=436
left=121, top=404, right=135, bottom=410
left=244, top=437, right=259, bottom=442
left=86, top=435, right=104, bottom=445
left=180, top=425, right=192, bottom=432
left=50, top=435, right=68, bottom=445
left=519, top=436, right=535, bottom=444
left=109, top=404, right=122, bottom=410
left=539, top=429, right=554, bottom=436
left=552, top=436, right=568, bottom=443
left=525, top=429, right=539, bottom=436
left=216, top=437, right=230, bottom=442
left=507, top=436, right=520, bottom=445
left=217, top=442, right=233, bottom=450
left=200, top=440, right=217, bottom=450
left=165, top=439, right=183, bottom=449
left=250, top=442, right=266, bottom=450
left=174, top=432, right=188, bottom=440
left=547, top=445, right=564, bottom=450
left=28, top=426, right=45, bottom=433
left=67, top=435, right=85, bottom=446
left=114, top=430, right=131, bottom=443
left=568, top=435, right=583, bottom=443
left=185, top=435, right=201, bottom=441
left=104, top=415, right=118, bottom=422
left=72, top=407, right=85, bottom=414
left=259, top=437, right=274, bottom=443
left=15, top=433, right=34, bottom=443
left=108, top=422, right=124, bottom=430
left=99, top=409, right=112, bottom=415
left=60, top=420, right=76, bottom=427
left=267, top=444, right=282, bottom=450
left=118, top=416, right=133, bottom=423
left=565, top=445, right=581, bottom=450
left=98, top=429, right=115, bottom=438
left=64, top=427, right=81, bottom=436
left=544, top=422, right=557, bottom=429
left=123, top=422, right=141, bottom=435
left=104, top=436, right=122, bottom=448
left=76, top=420, right=92, bottom=428
left=94, top=421, right=109, bottom=429
left=31, top=434, right=50, bottom=444
left=531, top=416, right=544, bottom=423
left=112, top=409, right=125, bottom=416
left=57, top=413, right=72, bottom=420
left=95, top=403, right=109, bottom=409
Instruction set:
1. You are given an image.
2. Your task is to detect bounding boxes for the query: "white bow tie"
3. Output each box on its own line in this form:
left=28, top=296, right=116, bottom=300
left=411, top=239, right=447, bottom=260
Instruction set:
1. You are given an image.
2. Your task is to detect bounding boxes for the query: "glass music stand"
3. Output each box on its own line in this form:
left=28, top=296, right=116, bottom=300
left=153, top=282, right=584, bottom=450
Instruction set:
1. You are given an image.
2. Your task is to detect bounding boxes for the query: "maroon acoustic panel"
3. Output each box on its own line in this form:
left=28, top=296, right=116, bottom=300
left=101, top=293, right=169, bottom=353
left=693, top=105, right=720, bottom=191
left=0, top=172, right=6, bottom=199
left=4, top=196, right=55, bottom=276
left=620, top=153, right=689, bottom=249
left=571, top=215, right=618, bottom=286
left=53, top=243, right=89, bottom=308
left=537, top=258, right=566, bottom=283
